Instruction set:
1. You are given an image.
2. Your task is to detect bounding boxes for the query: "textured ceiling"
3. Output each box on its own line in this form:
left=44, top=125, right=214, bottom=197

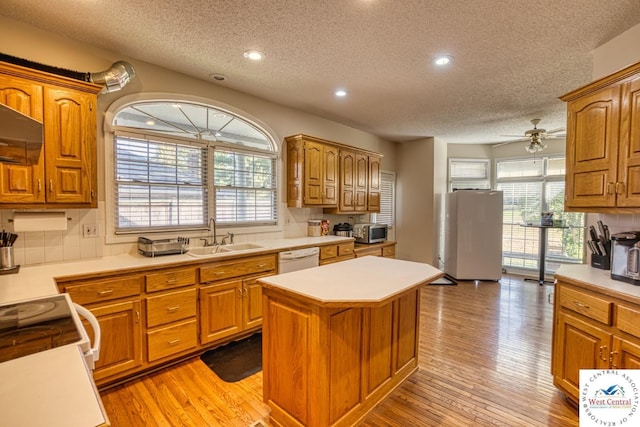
left=1, top=1, right=640, bottom=144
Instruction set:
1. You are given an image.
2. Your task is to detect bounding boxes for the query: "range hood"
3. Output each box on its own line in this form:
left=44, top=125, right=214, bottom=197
left=0, top=104, right=43, bottom=165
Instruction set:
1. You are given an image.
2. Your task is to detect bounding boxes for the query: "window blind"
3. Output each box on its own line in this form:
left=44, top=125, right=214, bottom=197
left=372, top=171, right=395, bottom=227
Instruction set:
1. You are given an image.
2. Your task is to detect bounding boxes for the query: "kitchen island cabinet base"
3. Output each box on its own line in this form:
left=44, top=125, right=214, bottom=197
left=261, top=283, right=423, bottom=427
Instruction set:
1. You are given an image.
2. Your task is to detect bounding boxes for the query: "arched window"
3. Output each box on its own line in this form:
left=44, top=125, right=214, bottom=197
left=110, top=100, right=278, bottom=234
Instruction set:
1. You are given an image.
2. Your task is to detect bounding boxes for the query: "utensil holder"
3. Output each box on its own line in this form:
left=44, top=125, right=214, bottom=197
left=1, top=246, right=15, bottom=269
left=591, top=253, right=610, bottom=270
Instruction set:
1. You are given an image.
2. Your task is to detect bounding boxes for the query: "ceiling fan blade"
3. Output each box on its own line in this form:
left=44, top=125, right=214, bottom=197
left=546, top=127, right=566, bottom=134
left=492, top=138, right=528, bottom=147
left=500, top=134, right=526, bottom=137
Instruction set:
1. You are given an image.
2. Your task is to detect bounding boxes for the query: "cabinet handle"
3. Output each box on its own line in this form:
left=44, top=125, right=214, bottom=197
left=610, top=350, right=618, bottom=367
left=607, top=182, right=616, bottom=195
left=97, top=289, right=114, bottom=296
left=573, top=300, right=589, bottom=309
left=215, top=271, right=225, bottom=276
left=49, top=179, right=53, bottom=193
left=167, top=338, right=182, bottom=345
left=616, top=182, right=625, bottom=195
left=237, top=288, right=243, bottom=298
left=599, top=345, right=608, bottom=361
left=136, top=311, right=140, bottom=323
left=547, top=292, right=554, bottom=305
left=37, top=179, right=42, bottom=193
left=257, top=264, right=267, bottom=268
left=166, top=305, right=180, bottom=312
left=165, top=278, right=178, bottom=284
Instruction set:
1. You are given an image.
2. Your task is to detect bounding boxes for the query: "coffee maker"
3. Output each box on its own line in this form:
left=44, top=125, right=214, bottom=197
left=611, top=231, right=640, bottom=285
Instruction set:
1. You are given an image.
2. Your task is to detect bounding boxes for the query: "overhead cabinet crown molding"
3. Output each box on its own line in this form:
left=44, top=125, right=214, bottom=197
left=285, top=134, right=382, bottom=213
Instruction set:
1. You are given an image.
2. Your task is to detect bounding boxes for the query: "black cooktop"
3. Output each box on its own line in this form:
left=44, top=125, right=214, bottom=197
left=0, top=295, right=83, bottom=363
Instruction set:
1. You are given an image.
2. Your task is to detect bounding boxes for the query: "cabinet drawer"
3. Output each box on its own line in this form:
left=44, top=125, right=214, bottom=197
left=338, top=243, right=354, bottom=257
left=558, top=286, right=612, bottom=325
left=382, top=246, right=396, bottom=258
left=147, top=319, right=198, bottom=362
left=617, top=304, right=640, bottom=337
left=146, top=288, right=197, bottom=328
left=146, top=268, right=196, bottom=292
left=320, top=245, right=337, bottom=260
left=62, top=276, right=142, bottom=305
left=356, top=247, right=382, bottom=257
left=200, top=255, right=276, bottom=283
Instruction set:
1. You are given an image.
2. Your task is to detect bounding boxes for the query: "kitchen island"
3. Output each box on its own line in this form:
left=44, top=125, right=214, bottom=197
left=258, top=256, right=442, bottom=427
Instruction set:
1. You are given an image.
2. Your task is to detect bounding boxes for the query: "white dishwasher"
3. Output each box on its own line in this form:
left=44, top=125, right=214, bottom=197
left=278, top=247, right=320, bottom=273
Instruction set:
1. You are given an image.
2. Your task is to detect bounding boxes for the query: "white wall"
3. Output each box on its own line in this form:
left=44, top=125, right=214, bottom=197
left=396, top=137, right=444, bottom=264
left=593, top=23, right=640, bottom=80
left=0, top=16, right=397, bottom=266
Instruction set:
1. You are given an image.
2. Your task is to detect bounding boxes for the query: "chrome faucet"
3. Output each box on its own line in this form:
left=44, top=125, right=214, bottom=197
left=200, top=217, right=218, bottom=247
left=221, top=232, right=234, bottom=245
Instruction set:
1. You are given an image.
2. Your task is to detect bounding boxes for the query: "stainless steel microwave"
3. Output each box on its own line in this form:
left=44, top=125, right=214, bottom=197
left=353, top=223, right=388, bottom=244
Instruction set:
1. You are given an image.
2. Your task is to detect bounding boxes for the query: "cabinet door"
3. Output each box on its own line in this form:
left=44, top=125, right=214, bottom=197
left=323, top=144, right=338, bottom=205
left=303, top=141, right=324, bottom=205
left=199, top=281, right=243, bottom=344
left=553, top=311, right=611, bottom=400
left=43, top=86, right=96, bottom=205
left=355, top=152, right=368, bottom=211
left=368, top=155, right=382, bottom=212
left=617, top=77, right=640, bottom=207
left=86, top=300, right=144, bottom=384
left=565, top=85, right=621, bottom=208
left=612, top=337, right=640, bottom=369
left=0, top=76, right=45, bottom=203
left=338, top=149, right=356, bottom=211
left=243, top=277, right=264, bottom=330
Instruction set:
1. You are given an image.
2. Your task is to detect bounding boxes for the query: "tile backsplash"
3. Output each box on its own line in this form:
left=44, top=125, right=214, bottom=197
left=0, top=202, right=369, bottom=267
left=596, top=213, right=640, bottom=234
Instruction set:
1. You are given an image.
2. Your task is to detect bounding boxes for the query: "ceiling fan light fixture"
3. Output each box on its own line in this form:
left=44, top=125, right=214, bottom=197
left=525, top=141, right=547, bottom=153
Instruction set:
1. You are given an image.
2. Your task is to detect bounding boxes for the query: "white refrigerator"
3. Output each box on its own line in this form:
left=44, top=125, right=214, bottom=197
left=444, top=190, right=503, bottom=281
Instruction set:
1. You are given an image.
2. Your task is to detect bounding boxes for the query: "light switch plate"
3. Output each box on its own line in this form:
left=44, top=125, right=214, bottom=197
left=83, top=223, right=99, bottom=238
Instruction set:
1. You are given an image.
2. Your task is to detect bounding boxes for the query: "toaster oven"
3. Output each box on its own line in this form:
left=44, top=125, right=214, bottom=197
left=353, top=223, right=388, bottom=244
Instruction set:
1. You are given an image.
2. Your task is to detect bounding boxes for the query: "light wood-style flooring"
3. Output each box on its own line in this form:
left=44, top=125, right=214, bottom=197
left=100, top=275, right=579, bottom=426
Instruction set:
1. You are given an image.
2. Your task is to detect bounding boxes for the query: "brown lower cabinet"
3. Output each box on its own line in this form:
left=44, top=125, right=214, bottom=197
left=552, top=278, right=640, bottom=403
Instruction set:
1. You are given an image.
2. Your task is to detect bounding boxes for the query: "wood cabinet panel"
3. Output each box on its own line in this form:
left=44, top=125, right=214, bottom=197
left=199, top=280, right=243, bottom=344
left=337, top=243, right=354, bottom=257
left=0, top=62, right=100, bottom=208
left=616, top=303, right=640, bottom=337
left=88, top=300, right=144, bottom=383
left=382, top=246, right=395, bottom=258
left=612, top=337, right=640, bottom=369
left=200, top=255, right=276, bottom=284
left=62, top=276, right=143, bottom=305
left=146, top=288, right=197, bottom=328
left=145, top=267, right=196, bottom=292
left=329, top=308, right=362, bottom=424
left=364, top=304, right=393, bottom=396
left=367, top=155, right=382, bottom=212
left=558, top=285, right=612, bottom=325
left=0, top=75, right=45, bottom=203
left=320, top=245, right=338, bottom=260
left=243, top=276, right=264, bottom=330
left=395, top=290, right=419, bottom=370
left=147, top=319, right=198, bottom=362
left=562, top=60, right=640, bottom=211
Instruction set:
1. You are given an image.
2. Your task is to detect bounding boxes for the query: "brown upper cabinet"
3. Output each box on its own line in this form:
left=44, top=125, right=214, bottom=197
left=562, top=60, right=640, bottom=212
left=286, top=134, right=382, bottom=213
left=0, top=62, right=101, bottom=208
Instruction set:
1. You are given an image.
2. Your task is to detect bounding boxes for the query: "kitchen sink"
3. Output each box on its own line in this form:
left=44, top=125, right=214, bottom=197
left=187, top=242, right=264, bottom=257
left=218, top=243, right=264, bottom=252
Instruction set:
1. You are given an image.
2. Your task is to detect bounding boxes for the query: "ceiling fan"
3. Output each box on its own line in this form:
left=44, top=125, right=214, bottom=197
left=493, top=119, right=566, bottom=153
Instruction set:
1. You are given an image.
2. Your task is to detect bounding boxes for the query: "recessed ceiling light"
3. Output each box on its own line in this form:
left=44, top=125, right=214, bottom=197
left=209, top=73, right=227, bottom=81
left=434, top=55, right=454, bottom=66
left=335, top=89, right=348, bottom=97
left=146, top=120, right=155, bottom=126
left=243, top=50, right=265, bottom=61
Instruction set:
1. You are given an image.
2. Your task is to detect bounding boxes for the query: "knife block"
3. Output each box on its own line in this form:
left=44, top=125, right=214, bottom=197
left=591, top=253, right=610, bottom=270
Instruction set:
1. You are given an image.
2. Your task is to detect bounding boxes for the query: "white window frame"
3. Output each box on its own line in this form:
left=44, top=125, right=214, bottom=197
left=448, top=158, right=491, bottom=191
left=104, top=93, right=282, bottom=245
left=371, top=170, right=396, bottom=230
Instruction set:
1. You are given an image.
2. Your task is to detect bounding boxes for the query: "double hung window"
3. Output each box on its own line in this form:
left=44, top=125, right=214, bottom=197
left=111, top=101, right=277, bottom=234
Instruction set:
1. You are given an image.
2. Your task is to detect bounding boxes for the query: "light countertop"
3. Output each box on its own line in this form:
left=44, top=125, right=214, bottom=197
left=259, top=256, right=443, bottom=305
left=555, top=263, right=640, bottom=302
left=0, top=235, right=354, bottom=304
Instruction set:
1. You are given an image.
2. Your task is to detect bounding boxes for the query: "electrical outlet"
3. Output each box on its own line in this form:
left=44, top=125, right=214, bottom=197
left=83, top=223, right=99, bottom=238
